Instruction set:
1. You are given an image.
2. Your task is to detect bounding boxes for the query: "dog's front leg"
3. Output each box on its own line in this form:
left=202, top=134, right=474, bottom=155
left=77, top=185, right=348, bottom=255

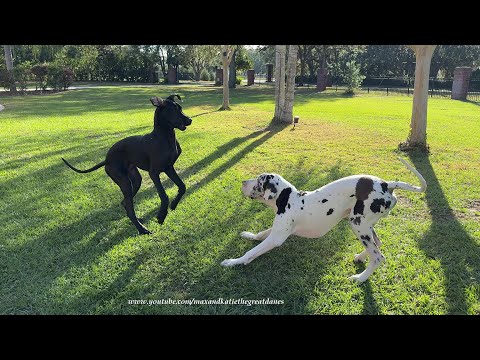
left=149, top=171, right=169, bottom=224
left=221, top=230, right=290, bottom=267
left=165, top=166, right=186, bottom=210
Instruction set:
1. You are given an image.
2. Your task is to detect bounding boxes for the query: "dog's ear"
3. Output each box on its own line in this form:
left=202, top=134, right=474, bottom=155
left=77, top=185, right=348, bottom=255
left=166, top=94, right=182, bottom=102
left=150, top=96, right=164, bottom=107
left=262, top=175, right=278, bottom=201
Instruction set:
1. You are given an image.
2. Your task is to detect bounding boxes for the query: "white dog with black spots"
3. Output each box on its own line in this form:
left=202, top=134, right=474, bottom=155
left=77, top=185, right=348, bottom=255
left=221, top=158, right=426, bottom=283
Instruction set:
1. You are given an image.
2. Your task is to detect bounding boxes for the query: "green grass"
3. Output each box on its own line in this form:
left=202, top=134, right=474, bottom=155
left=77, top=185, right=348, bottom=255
left=1, top=85, right=479, bottom=314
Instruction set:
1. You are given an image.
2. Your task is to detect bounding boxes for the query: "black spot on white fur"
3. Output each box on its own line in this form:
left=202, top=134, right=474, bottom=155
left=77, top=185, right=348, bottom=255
left=350, top=194, right=355, bottom=197
left=356, top=177, right=374, bottom=201
left=354, top=200, right=364, bottom=215
left=381, top=182, right=388, bottom=193
left=385, top=200, right=391, bottom=209
left=298, top=191, right=307, bottom=196
left=362, top=241, right=368, bottom=247
left=322, top=199, right=328, bottom=203
left=276, top=188, right=292, bottom=215
left=327, top=208, right=334, bottom=215
left=370, top=198, right=386, bottom=213
left=360, top=235, right=370, bottom=242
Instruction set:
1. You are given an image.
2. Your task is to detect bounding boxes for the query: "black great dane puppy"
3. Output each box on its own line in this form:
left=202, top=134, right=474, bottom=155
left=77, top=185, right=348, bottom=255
left=62, top=94, right=192, bottom=235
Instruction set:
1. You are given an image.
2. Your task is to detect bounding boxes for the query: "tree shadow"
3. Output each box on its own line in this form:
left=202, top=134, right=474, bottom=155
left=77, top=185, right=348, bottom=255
left=407, top=151, right=480, bottom=314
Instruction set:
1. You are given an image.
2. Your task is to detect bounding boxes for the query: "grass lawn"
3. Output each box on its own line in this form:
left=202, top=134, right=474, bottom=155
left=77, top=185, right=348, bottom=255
left=0, top=84, right=479, bottom=315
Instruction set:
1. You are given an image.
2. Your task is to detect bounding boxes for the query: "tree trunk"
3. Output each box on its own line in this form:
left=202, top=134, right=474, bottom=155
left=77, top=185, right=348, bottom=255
left=221, top=45, right=233, bottom=110
left=229, top=49, right=236, bottom=89
left=403, top=45, right=437, bottom=149
left=282, top=45, right=298, bottom=123
left=4, top=45, right=17, bottom=93
left=273, top=45, right=286, bottom=121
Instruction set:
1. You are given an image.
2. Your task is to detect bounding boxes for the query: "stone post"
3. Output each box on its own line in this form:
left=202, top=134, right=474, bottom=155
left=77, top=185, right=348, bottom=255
left=247, top=69, right=255, bottom=86
left=215, top=68, right=223, bottom=86
left=266, top=63, right=273, bottom=82
left=167, top=67, right=178, bottom=84
left=451, top=67, right=472, bottom=100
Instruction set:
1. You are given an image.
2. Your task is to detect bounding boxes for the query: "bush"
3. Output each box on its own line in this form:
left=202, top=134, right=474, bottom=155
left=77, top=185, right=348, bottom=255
left=14, top=63, right=31, bottom=94
left=235, top=77, right=242, bottom=85
left=0, top=69, right=15, bottom=91
left=209, top=72, right=215, bottom=81
left=31, top=64, right=49, bottom=91
left=61, top=67, right=74, bottom=90
left=200, top=68, right=210, bottom=81
left=46, top=63, right=64, bottom=91
left=341, top=61, right=365, bottom=95
left=45, top=64, right=74, bottom=91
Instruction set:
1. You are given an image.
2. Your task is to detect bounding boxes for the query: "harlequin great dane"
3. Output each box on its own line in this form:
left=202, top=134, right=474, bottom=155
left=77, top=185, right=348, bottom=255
left=221, top=158, right=426, bottom=283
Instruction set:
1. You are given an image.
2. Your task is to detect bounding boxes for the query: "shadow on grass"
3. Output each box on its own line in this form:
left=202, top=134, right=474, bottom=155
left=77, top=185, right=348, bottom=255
left=0, top=121, right=290, bottom=314
left=407, top=151, right=480, bottom=314
left=113, top=160, right=356, bottom=314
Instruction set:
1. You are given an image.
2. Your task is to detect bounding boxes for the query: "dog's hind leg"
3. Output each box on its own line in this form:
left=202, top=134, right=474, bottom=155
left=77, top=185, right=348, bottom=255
left=128, top=165, right=142, bottom=198
left=348, top=220, right=385, bottom=283
left=240, top=228, right=272, bottom=241
left=106, top=165, right=151, bottom=235
left=165, top=166, right=186, bottom=211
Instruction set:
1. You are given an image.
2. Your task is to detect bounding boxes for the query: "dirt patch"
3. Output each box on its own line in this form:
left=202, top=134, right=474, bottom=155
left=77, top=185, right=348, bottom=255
left=468, top=200, right=480, bottom=212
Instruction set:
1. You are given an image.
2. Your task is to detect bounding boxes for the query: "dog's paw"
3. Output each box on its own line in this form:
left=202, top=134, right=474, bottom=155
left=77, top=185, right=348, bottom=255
left=157, top=212, right=167, bottom=225
left=138, top=227, right=152, bottom=235
left=240, top=231, right=256, bottom=240
left=221, top=259, right=240, bottom=267
left=353, top=253, right=367, bottom=263
left=348, top=274, right=368, bottom=283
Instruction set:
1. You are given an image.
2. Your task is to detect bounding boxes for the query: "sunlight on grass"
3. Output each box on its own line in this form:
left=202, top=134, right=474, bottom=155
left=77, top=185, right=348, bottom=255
left=0, top=84, right=479, bottom=314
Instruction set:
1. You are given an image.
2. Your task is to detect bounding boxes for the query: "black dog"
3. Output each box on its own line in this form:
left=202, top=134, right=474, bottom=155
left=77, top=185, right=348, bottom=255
left=62, top=94, right=192, bottom=235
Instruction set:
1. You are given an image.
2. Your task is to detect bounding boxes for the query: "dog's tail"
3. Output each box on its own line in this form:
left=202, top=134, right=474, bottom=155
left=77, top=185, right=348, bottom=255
left=62, top=158, right=106, bottom=173
left=387, top=157, right=426, bottom=193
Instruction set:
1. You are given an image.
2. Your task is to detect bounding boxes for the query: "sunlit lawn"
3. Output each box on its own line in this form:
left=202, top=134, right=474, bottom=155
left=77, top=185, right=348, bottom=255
left=0, top=84, right=479, bottom=314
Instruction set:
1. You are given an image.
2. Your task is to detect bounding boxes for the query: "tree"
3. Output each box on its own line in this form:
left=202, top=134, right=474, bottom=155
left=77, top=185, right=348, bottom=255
left=221, top=45, right=235, bottom=110
left=273, top=45, right=298, bottom=123
left=184, top=45, right=218, bottom=81
left=341, top=60, right=365, bottom=94
left=228, top=49, right=236, bottom=89
left=3, top=45, right=16, bottom=93
left=273, top=45, right=286, bottom=122
left=400, top=45, right=437, bottom=151
left=283, top=45, right=298, bottom=122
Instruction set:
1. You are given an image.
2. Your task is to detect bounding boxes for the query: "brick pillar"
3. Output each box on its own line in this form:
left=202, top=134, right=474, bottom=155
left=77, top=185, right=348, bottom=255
left=317, top=68, right=328, bottom=91
left=167, top=67, right=178, bottom=84
left=266, top=63, right=273, bottom=82
left=247, top=69, right=255, bottom=86
left=215, top=68, right=223, bottom=86
left=451, top=66, right=472, bottom=100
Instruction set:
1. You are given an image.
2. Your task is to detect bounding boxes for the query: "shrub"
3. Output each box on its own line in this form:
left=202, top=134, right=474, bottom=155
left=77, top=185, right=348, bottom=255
left=208, top=72, right=215, bottom=81
left=31, top=64, right=49, bottom=91
left=0, top=69, right=15, bottom=91
left=341, top=60, right=365, bottom=95
left=235, top=77, right=242, bottom=85
left=61, top=67, right=75, bottom=90
left=14, top=63, right=31, bottom=94
left=200, top=68, right=210, bottom=81
left=46, top=63, right=64, bottom=91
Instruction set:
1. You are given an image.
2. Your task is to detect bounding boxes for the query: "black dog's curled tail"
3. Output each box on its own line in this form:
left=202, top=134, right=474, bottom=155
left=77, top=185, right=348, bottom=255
left=62, top=158, right=106, bottom=173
